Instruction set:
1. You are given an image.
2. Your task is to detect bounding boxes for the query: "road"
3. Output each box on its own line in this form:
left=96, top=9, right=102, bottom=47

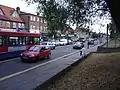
left=0, top=39, right=101, bottom=79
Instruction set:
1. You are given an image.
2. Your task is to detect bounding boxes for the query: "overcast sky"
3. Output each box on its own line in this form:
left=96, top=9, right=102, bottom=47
left=0, top=0, right=111, bottom=33
left=0, top=0, right=37, bottom=14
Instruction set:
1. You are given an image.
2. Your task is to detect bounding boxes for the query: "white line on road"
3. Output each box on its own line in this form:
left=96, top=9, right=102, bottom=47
left=0, top=57, right=20, bottom=64
left=0, top=42, right=105, bottom=82
left=0, top=50, right=80, bottom=82
left=0, top=45, right=73, bottom=63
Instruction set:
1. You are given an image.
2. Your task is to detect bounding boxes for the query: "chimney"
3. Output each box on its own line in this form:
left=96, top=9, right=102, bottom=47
left=16, top=7, right=20, bottom=14
left=37, top=12, right=39, bottom=16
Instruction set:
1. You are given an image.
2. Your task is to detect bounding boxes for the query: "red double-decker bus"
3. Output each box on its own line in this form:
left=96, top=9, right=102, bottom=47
left=0, top=31, right=40, bottom=60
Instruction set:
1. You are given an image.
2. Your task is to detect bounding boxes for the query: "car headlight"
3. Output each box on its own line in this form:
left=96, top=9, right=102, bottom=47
left=29, top=54, right=35, bottom=57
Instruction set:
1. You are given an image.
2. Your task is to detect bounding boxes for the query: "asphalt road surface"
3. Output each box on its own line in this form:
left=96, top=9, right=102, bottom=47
left=0, top=39, right=101, bottom=78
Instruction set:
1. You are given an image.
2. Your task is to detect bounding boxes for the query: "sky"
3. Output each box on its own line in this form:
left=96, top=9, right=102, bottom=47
left=0, top=0, right=111, bottom=33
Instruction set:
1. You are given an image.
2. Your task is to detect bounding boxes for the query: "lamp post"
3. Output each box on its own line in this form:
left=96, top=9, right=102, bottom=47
left=107, top=24, right=109, bottom=48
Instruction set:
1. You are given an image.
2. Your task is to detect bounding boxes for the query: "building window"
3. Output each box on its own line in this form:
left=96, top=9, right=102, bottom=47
left=2, top=21, right=6, bottom=27
left=44, top=19, right=47, bottom=23
left=13, top=22, right=16, bottom=28
left=18, top=23, right=21, bottom=28
left=44, top=27, right=46, bottom=31
left=21, top=23, right=24, bottom=28
left=45, top=27, right=47, bottom=31
left=40, top=26, right=42, bottom=30
left=33, top=17, right=36, bottom=21
left=37, top=17, right=39, bottom=22
left=6, top=22, right=10, bottom=28
left=30, top=25, right=32, bottom=29
left=30, top=16, right=32, bottom=21
left=37, top=26, right=39, bottom=30
left=40, top=18, right=43, bottom=23
left=33, top=26, right=35, bottom=29
left=0, top=20, right=2, bottom=26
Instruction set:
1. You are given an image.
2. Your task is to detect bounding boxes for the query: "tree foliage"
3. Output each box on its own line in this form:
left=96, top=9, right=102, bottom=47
left=108, top=18, right=119, bottom=38
left=24, top=0, right=110, bottom=36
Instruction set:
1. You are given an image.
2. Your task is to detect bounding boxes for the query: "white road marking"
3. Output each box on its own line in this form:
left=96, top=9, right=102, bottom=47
left=0, top=57, right=20, bottom=64
left=0, top=45, right=72, bottom=63
left=0, top=43, right=104, bottom=82
left=0, top=50, right=80, bottom=82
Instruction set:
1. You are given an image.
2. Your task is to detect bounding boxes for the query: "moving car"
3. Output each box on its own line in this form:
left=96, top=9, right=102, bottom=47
left=41, top=42, right=56, bottom=50
left=58, top=39, right=68, bottom=45
left=73, top=42, right=84, bottom=49
left=20, top=45, right=51, bottom=62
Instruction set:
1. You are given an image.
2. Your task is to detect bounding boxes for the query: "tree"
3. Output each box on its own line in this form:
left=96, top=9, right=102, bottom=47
left=24, top=0, right=111, bottom=34
left=25, top=0, right=69, bottom=39
left=108, top=18, right=118, bottom=39
left=91, top=32, right=99, bottom=39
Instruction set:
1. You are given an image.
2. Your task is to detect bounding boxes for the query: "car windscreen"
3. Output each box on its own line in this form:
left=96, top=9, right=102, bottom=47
left=29, top=46, right=41, bottom=52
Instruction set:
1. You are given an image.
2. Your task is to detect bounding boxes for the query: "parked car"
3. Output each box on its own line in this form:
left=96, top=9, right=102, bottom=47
left=58, top=41, right=65, bottom=46
left=73, top=42, right=84, bottom=49
left=55, top=40, right=61, bottom=46
left=59, top=39, right=68, bottom=45
left=20, top=45, right=51, bottom=62
left=41, top=42, right=56, bottom=50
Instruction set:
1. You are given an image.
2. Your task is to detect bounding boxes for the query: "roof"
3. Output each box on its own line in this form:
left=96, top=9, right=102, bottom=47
left=0, top=4, right=24, bottom=23
left=20, top=11, right=44, bottom=18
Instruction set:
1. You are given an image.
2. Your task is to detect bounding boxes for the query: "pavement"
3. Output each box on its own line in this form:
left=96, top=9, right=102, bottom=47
left=0, top=40, right=106, bottom=90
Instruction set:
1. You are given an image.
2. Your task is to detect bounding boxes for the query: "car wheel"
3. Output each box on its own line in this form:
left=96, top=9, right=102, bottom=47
left=47, top=54, right=51, bottom=59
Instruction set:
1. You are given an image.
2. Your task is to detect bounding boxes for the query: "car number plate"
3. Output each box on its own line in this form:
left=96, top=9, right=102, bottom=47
left=23, top=57, right=28, bottom=59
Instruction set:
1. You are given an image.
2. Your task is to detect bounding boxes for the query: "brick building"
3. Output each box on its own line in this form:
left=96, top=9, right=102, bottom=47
left=0, top=5, right=25, bottom=32
left=19, top=8, right=47, bottom=33
left=0, top=4, right=47, bottom=33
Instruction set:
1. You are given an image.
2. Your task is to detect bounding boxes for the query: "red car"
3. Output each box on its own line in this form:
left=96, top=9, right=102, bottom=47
left=20, top=45, right=51, bottom=62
